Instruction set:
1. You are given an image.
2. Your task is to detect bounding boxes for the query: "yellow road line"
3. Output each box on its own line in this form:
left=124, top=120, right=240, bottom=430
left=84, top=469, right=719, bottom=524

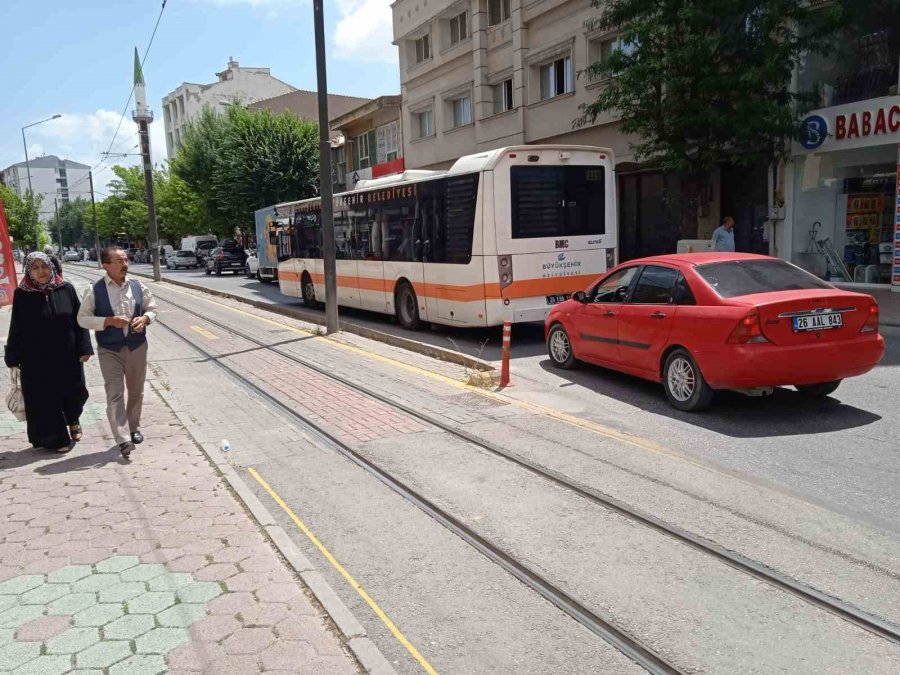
left=248, top=467, right=439, bottom=675
left=190, top=325, right=219, bottom=340
left=155, top=278, right=698, bottom=466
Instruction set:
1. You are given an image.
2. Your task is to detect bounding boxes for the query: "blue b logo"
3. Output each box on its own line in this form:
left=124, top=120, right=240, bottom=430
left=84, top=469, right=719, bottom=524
left=800, top=115, right=828, bottom=150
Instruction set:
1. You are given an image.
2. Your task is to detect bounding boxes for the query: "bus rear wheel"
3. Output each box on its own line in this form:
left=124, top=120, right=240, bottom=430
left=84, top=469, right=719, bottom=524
left=395, top=282, right=420, bottom=330
left=301, top=273, right=317, bottom=307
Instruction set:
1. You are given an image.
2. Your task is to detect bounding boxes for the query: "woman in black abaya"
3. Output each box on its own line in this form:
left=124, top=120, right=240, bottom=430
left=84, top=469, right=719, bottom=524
left=5, top=253, right=93, bottom=453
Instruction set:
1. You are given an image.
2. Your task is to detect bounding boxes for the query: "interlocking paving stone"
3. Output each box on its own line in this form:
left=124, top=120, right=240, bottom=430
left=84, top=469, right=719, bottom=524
left=72, top=574, right=121, bottom=594
left=134, top=627, right=190, bottom=654
left=98, top=582, right=147, bottom=604
left=108, top=653, right=167, bottom=675
left=73, top=603, right=125, bottom=627
left=45, top=626, right=101, bottom=654
left=10, top=654, right=73, bottom=675
left=118, top=564, right=166, bottom=583
left=156, top=603, right=207, bottom=628
left=146, top=573, right=193, bottom=593
left=75, top=640, right=133, bottom=669
left=0, top=604, right=45, bottom=629
left=103, top=614, right=155, bottom=641
left=47, top=592, right=98, bottom=616
left=18, top=583, right=70, bottom=606
left=175, top=582, right=222, bottom=604
left=0, top=641, right=41, bottom=670
left=126, top=591, right=177, bottom=615
left=95, top=556, right=141, bottom=575
left=14, top=614, right=72, bottom=642
left=47, top=565, right=94, bottom=584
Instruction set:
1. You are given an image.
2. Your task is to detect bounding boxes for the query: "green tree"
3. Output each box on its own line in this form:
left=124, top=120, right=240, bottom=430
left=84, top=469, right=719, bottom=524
left=0, top=184, right=46, bottom=250
left=49, top=198, right=91, bottom=250
left=172, top=104, right=320, bottom=239
left=155, top=167, right=208, bottom=243
left=580, top=0, right=852, bottom=207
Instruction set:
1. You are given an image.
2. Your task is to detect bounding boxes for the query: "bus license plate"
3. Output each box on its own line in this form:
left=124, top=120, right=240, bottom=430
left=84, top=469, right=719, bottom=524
left=546, top=294, right=570, bottom=305
left=792, top=313, right=843, bottom=332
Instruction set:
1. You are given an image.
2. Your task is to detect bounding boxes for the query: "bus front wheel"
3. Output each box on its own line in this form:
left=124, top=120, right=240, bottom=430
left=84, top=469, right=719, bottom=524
left=301, top=273, right=317, bottom=308
left=395, top=282, right=420, bottom=330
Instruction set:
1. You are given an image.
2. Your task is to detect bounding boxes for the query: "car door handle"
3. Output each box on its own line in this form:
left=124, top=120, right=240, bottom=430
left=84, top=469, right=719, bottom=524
left=650, top=311, right=667, bottom=319
left=604, top=310, right=616, bottom=317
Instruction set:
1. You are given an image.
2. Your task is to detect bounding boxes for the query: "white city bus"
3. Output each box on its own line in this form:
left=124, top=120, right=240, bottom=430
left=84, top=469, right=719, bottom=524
left=273, top=145, right=618, bottom=329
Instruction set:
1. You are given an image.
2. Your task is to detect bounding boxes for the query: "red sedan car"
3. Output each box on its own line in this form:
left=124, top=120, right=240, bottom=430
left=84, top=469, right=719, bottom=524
left=545, top=253, right=885, bottom=411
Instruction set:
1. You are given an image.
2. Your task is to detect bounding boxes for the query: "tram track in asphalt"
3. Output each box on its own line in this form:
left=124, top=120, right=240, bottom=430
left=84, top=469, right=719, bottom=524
left=66, top=268, right=900, bottom=670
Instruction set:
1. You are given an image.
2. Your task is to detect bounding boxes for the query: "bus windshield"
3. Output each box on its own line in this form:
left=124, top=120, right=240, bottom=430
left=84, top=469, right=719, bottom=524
left=510, top=165, right=605, bottom=239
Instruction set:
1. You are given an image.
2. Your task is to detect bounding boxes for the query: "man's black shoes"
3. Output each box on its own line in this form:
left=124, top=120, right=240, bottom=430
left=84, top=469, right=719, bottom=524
left=119, top=441, right=135, bottom=458
left=131, top=431, right=144, bottom=445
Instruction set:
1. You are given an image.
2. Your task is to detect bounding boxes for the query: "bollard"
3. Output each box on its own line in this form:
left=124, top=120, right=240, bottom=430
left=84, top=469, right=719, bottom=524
left=499, top=320, right=512, bottom=387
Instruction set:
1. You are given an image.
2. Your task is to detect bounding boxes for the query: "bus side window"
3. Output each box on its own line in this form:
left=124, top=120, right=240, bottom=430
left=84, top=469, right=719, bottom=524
left=424, top=175, right=477, bottom=265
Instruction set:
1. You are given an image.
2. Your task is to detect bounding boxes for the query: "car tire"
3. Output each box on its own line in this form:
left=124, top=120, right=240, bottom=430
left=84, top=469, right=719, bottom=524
left=663, top=349, right=714, bottom=412
left=395, top=281, right=420, bottom=330
left=795, top=380, right=841, bottom=398
left=547, top=323, right=576, bottom=369
left=205, top=266, right=211, bottom=276
left=215, top=265, right=222, bottom=277
left=245, top=265, right=252, bottom=278
left=301, top=272, right=317, bottom=307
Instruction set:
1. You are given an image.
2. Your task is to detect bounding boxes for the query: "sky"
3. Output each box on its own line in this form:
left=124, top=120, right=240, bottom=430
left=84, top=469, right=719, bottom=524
left=0, top=0, right=399, bottom=198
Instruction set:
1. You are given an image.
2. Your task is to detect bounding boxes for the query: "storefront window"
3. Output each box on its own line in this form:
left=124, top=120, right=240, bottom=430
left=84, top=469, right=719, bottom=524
left=792, top=145, right=896, bottom=284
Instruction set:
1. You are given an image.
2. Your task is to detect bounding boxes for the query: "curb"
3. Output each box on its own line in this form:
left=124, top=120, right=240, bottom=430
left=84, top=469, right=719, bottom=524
left=148, top=379, right=397, bottom=675
left=110, top=264, right=496, bottom=373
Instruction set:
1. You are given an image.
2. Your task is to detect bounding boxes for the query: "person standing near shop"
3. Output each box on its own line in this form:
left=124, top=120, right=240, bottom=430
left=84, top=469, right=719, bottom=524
left=77, top=246, right=157, bottom=458
left=712, top=216, right=736, bottom=252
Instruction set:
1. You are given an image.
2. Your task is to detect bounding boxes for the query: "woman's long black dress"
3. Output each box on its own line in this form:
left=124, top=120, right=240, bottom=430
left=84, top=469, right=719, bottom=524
left=4, top=282, right=93, bottom=450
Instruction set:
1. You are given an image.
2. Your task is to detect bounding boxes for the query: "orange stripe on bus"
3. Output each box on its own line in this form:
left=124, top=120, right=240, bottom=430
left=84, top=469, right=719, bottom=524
left=282, top=271, right=598, bottom=302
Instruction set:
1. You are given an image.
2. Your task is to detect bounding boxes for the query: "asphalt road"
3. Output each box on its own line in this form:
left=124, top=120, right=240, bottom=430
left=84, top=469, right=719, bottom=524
left=120, top=262, right=900, bottom=531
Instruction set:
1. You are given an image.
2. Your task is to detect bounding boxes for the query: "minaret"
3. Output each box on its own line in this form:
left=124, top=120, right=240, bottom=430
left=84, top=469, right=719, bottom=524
left=131, top=47, right=161, bottom=281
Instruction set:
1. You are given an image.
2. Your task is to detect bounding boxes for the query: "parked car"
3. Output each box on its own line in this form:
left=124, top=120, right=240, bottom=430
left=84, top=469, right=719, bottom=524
left=205, top=246, right=246, bottom=275
left=545, top=253, right=885, bottom=412
left=166, top=250, right=199, bottom=270
left=63, top=250, right=81, bottom=262
left=245, top=251, right=259, bottom=279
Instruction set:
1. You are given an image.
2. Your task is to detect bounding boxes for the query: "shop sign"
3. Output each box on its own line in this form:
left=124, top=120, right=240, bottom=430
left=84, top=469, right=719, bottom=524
left=796, top=96, right=900, bottom=155
left=893, top=146, right=900, bottom=290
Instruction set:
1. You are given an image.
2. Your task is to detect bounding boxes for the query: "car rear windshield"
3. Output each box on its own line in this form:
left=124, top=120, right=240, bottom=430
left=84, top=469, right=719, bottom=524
left=696, top=259, right=833, bottom=298
left=176, top=251, right=193, bottom=257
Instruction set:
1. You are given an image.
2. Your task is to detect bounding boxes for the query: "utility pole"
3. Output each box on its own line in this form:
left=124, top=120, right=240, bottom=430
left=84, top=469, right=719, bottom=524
left=131, top=47, right=161, bottom=282
left=54, top=197, right=62, bottom=257
left=89, top=170, right=101, bottom=269
left=21, top=115, right=62, bottom=251
left=313, top=0, right=338, bottom=334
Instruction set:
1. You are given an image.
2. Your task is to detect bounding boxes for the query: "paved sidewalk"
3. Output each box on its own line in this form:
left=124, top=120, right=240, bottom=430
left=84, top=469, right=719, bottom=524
left=0, top=359, right=361, bottom=674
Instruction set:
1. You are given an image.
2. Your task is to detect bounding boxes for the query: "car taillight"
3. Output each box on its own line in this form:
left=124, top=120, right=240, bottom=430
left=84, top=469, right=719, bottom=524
left=497, top=255, right=514, bottom=290
left=727, top=309, right=768, bottom=344
left=217, top=254, right=224, bottom=260
left=860, top=303, right=879, bottom=333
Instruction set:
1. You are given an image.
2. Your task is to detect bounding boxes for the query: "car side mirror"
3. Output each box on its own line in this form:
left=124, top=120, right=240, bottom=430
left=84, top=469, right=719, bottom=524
left=573, top=291, right=588, bottom=303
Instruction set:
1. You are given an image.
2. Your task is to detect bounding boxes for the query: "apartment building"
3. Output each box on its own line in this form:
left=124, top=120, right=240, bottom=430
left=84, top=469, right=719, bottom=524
left=1, top=156, right=90, bottom=222
left=162, top=58, right=297, bottom=158
left=329, top=96, right=404, bottom=193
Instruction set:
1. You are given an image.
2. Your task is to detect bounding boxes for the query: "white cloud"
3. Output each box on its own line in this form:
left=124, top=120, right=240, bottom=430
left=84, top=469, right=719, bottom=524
left=16, top=110, right=171, bottom=195
left=333, top=0, right=397, bottom=64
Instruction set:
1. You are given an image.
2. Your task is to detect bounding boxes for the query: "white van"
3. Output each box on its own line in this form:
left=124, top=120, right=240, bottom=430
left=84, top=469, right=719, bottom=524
left=180, top=235, right=218, bottom=262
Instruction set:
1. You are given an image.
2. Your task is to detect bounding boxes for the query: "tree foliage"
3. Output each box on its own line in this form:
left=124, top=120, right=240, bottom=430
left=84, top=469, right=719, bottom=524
left=49, top=198, right=91, bottom=250
left=0, top=184, right=46, bottom=250
left=580, top=0, right=853, bottom=184
left=171, top=104, right=320, bottom=237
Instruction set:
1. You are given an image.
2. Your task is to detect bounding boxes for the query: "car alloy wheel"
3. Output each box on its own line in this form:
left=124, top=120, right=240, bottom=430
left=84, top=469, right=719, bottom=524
left=667, top=356, right=695, bottom=402
left=547, top=325, right=575, bottom=369
left=663, top=349, right=714, bottom=412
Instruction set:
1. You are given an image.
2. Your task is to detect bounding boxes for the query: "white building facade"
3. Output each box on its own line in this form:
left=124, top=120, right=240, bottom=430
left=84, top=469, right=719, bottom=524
left=162, top=58, right=296, bottom=158
left=1, top=155, right=91, bottom=222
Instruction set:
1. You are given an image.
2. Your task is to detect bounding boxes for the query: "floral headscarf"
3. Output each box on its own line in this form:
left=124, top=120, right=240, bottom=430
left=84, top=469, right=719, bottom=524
left=18, top=252, right=63, bottom=293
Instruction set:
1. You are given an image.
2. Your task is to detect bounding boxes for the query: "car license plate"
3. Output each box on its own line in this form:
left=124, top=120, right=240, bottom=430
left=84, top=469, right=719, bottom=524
left=546, top=294, right=570, bottom=305
left=792, top=313, right=843, bottom=332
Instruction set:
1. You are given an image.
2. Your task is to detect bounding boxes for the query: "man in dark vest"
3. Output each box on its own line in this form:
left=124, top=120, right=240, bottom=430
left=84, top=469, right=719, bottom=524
left=78, top=246, right=158, bottom=458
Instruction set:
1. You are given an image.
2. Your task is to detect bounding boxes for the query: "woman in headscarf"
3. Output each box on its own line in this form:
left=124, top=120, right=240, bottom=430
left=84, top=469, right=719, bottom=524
left=4, top=253, right=93, bottom=453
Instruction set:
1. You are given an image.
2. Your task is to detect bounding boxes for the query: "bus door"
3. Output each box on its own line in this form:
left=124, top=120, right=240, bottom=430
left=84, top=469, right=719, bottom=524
left=354, top=206, right=386, bottom=313
left=422, top=175, right=483, bottom=324
left=380, top=198, right=424, bottom=319
left=333, top=210, right=360, bottom=309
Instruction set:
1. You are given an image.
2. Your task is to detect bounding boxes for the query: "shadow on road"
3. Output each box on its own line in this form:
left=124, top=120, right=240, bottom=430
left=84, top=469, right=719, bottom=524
left=539, top=359, right=882, bottom=438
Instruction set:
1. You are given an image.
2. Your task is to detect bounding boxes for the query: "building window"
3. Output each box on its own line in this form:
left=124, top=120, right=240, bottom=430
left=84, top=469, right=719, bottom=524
left=449, top=11, right=468, bottom=45
left=493, top=79, right=514, bottom=114
left=539, top=56, right=573, bottom=100
left=414, top=109, right=434, bottom=139
left=355, top=130, right=377, bottom=169
left=415, top=33, right=432, bottom=63
left=451, top=97, right=472, bottom=128
left=487, top=0, right=510, bottom=26
left=588, top=35, right=635, bottom=80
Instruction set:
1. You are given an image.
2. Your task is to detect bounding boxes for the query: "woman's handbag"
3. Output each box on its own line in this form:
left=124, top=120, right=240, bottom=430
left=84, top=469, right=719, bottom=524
left=6, top=368, right=26, bottom=422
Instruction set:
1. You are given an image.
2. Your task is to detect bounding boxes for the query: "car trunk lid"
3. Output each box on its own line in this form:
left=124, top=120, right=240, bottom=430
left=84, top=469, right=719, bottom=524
left=746, top=290, right=874, bottom=345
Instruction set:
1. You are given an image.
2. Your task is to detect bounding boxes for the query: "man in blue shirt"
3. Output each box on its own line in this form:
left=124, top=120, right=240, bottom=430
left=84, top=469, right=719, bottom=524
left=712, top=216, right=736, bottom=252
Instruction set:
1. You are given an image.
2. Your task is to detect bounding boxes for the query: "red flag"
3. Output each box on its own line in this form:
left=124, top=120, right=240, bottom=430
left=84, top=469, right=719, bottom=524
left=0, top=197, right=18, bottom=307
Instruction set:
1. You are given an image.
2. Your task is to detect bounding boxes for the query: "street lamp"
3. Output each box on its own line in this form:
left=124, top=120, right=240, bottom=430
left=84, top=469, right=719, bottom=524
left=21, top=114, right=63, bottom=251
